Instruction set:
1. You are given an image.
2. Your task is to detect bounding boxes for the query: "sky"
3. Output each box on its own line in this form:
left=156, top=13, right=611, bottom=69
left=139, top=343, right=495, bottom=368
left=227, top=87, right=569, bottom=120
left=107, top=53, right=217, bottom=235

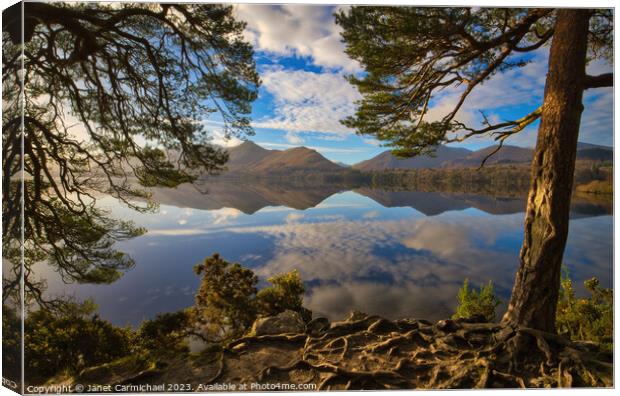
left=206, top=5, right=614, bottom=165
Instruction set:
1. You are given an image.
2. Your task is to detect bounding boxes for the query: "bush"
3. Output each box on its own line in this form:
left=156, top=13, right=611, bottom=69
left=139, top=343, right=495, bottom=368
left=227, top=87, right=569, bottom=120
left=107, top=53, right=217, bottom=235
left=556, top=271, right=612, bottom=350
left=137, top=311, right=191, bottom=353
left=191, top=254, right=259, bottom=341
left=24, top=300, right=133, bottom=379
left=452, top=279, right=501, bottom=322
left=256, top=270, right=311, bottom=322
left=191, top=254, right=310, bottom=341
left=2, top=305, right=22, bottom=382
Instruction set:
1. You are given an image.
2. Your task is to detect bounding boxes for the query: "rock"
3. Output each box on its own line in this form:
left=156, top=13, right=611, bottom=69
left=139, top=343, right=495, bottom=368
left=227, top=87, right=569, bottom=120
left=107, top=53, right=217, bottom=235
left=306, top=317, right=330, bottom=336
left=251, top=310, right=305, bottom=336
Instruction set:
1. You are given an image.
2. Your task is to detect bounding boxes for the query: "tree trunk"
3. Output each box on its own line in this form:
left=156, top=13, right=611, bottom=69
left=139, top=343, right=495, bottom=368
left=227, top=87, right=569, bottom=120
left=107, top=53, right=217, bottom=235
left=501, top=9, right=591, bottom=333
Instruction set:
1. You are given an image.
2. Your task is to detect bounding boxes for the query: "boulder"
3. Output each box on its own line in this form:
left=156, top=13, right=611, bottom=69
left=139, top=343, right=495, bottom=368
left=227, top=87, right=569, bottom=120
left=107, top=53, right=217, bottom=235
left=251, top=310, right=305, bottom=336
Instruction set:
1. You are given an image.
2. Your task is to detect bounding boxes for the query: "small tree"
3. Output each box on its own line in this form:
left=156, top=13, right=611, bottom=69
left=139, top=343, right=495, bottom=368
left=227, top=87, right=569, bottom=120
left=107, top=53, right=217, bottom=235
left=256, top=270, right=311, bottom=321
left=191, top=254, right=309, bottom=341
left=192, top=254, right=259, bottom=341
left=453, top=279, right=501, bottom=322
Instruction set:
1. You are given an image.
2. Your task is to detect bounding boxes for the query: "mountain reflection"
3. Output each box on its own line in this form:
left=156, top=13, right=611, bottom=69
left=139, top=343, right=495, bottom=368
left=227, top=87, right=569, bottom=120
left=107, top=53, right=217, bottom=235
left=150, top=180, right=612, bottom=217
left=39, top=181, right=612, bottom=326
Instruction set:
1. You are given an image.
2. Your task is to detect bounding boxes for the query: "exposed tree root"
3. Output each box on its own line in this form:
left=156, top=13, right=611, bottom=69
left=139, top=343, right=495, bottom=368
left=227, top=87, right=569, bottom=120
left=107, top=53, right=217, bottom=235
left=64, top=312, right=612, bottom=390
left=219, top=313, right=612, bottom=389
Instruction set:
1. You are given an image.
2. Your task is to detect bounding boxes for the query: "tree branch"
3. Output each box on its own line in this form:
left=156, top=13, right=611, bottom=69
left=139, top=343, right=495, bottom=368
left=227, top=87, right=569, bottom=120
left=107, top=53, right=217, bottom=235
left=584, top=73, right=613, bottom=89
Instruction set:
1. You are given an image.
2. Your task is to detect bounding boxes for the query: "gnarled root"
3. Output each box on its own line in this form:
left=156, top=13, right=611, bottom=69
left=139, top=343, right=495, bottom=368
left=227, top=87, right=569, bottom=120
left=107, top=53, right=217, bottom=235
left=208, top=314, right=612, bottom=389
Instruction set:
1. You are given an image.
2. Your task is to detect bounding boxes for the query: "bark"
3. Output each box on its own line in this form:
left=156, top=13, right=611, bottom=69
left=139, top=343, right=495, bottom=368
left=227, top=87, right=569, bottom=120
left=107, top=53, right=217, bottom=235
left=501, top=9, right=591, bottom=332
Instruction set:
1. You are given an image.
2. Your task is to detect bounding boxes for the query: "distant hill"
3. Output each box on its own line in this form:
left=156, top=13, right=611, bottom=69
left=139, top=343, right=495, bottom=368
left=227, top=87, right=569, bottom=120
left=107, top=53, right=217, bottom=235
left=353, top=146, right=472, bottom=171
left=354, top=142, right=612, bottom=171
left=221, top=140, right=611, bottom=175
left=443, top=145, right=533, bottom=168
left=225, top=141, right=343, bottom=174
left=575, top=143, right=613, bottom=162
left=577, top=142, right=613, bottom=151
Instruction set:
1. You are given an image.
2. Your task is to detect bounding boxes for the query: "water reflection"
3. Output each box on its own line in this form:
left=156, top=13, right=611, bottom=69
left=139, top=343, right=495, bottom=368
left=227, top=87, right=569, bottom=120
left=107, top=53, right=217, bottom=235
left=39, top=181, right=612, bottom=326
left=150, top=180, right=612, bottom=218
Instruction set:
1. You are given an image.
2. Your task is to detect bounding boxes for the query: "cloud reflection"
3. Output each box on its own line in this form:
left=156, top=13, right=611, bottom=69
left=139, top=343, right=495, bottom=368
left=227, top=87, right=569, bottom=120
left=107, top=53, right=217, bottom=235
left=220, top=215, right=527, bottom=320
left=38, top=191, right=612, bottom=326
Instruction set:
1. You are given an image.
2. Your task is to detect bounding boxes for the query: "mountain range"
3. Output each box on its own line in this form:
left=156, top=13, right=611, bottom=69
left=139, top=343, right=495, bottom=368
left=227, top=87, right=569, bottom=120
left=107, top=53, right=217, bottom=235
left=222, top=140, right=612, bottom=174
left=352, top=142, right=612, bottom=171
left=225, top=141, right=344, bottom=174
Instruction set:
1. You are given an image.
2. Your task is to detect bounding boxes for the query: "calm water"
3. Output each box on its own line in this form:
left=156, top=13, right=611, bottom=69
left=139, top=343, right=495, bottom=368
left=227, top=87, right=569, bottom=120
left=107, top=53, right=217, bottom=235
left=38, top=181, right=613, bottom=327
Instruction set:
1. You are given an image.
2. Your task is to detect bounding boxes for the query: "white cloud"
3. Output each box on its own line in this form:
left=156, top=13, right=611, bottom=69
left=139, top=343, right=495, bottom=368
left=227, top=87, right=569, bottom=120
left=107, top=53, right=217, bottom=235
left=579, top=88, right=613, bottom=146
left=254, top=68, right=361, bottom=139
left=362, top=210, right=380, bottom=219
left=148, top=228, right=210, bottom=236
left=211, top=207, right=243, bottom=225
left=234, top=7, right=612, bottom=149
left=362, top=138, right=382, bottom=147
left=286, top=212, right=305, bottom=223
left=207, top=127, right=243, bottom=148
left=284, top=131, right=304, bottom=145
left=233, top=5, right=360, bottom=72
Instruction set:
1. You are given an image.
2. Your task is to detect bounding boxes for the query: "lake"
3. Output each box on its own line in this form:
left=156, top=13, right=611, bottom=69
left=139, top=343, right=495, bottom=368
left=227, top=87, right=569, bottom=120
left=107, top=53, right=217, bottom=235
left=37, top=180, right=613, bottom=327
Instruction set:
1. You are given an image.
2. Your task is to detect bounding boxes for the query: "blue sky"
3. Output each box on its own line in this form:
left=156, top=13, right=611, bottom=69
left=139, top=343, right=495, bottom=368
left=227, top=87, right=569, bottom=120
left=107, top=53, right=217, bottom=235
left=207, top=5, right=614, bottom=165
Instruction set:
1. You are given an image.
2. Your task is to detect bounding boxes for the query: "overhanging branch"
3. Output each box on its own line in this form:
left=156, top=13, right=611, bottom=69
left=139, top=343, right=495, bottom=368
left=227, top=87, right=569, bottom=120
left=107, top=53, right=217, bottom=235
left=584, top=73, right=613, bottom=89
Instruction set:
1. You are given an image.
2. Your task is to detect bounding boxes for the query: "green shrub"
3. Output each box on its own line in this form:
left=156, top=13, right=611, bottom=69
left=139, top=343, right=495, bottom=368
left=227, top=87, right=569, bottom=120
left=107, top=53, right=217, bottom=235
left=452, top=279, right=501, bottom=322
left=556, top=271, right=612, bottom=350
left=191, top=254, right=309, bottom=341
left=191, top=254, right=259, bottom=341
left=24, top=300, right=133, bottom=379
left=137, top=311, right=191, bottom=353
left=256, top=270, right=311, bottom=322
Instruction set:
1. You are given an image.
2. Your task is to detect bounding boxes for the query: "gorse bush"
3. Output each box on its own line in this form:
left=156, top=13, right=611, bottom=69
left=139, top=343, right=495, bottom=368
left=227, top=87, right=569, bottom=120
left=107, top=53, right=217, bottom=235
left=556, top=271, right=613, bottom=351
left=452, top=279, right=501, bottom=322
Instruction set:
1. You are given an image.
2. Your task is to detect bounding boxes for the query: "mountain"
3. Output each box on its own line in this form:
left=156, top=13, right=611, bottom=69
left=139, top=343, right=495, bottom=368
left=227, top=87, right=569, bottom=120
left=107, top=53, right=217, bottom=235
left=577, top=148, right=613, bottom=161
left=224, top=141, right=343, bottom=174
left=575, top=142, right=613, bottom=162
left=448, top=143, right=613, bottom=167
left=250, top=147, right=343, bottom=173
left=443, top=145, right=534, bottom=168
left=354, top=142, right=612, bottom=171
left=353, top=146, right=473, bottom=171
left=577, top=142, right=613, bottom=151
left=225, top=140, right=271, bottom=172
